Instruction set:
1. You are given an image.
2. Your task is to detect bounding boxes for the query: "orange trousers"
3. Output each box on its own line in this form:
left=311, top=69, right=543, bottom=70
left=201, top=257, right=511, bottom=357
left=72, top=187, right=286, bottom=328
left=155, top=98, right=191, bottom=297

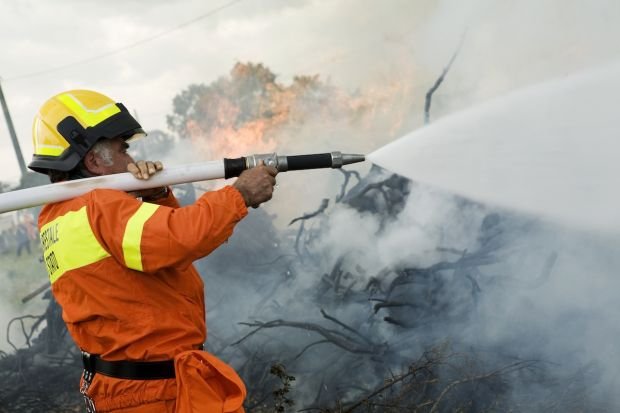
left=97, top=350, right=245, bottom=413
left=108, top=400, right=175, bottom=412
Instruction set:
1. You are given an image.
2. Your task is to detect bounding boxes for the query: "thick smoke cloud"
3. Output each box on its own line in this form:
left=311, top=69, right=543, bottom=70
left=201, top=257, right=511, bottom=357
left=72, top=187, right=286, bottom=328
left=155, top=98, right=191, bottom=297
left=202, top=172, right=620, bottom=408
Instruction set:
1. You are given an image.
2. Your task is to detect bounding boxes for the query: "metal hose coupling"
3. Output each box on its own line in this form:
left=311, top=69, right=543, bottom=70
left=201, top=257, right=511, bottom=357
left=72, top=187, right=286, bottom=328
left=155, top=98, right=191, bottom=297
left=224, top=151, right=365, bottom=178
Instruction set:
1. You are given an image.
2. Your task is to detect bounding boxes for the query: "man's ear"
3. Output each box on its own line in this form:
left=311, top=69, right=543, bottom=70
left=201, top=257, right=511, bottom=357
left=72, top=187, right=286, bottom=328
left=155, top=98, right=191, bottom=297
left=83, top=150, right=103, bottom=176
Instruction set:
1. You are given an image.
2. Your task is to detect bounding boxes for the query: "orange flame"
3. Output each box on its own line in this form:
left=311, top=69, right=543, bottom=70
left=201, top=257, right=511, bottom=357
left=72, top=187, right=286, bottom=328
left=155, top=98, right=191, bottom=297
left=183, top=62, right=417, bottom=161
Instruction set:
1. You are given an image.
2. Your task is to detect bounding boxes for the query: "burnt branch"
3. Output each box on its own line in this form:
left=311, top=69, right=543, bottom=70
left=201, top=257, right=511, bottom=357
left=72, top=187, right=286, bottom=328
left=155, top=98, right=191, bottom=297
left=429, top=360, right=537, bottom=413
left=289, top=199, right=329, bottom=226
left=292, top=340, right=331, bottom=361
left=336, top=169, right=362, bottom=203
left=294, top=220, right=305, bottom=258
left=370, top=299, right=417, bottom=314
left=383, top=316, right=409, bottom=327
left=320, top=309, right=374, bottom=346
left=357, top=182, right=393, bottom=214
left=424, top=34, right=465, bottom=125
left=21, top=282, right=50, bottom=304
left=316, top=256, right=347, bottom=297
left=6, top=314, right=45, bottom=352
left=342, top=348, right=441, bottom=412
left=234, top=318, right=381, bottom=355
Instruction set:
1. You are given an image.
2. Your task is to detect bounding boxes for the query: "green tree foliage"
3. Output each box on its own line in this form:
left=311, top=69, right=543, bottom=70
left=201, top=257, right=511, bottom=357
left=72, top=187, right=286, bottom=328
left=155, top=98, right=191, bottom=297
left=167, top=62, right=283, bottom=139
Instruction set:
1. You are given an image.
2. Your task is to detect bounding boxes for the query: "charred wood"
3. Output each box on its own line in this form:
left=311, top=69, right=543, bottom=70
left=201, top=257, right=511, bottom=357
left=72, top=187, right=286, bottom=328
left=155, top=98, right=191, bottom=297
left=424, top=34, right=465, bottom=125
left=289, top=199, right=329, bottom=226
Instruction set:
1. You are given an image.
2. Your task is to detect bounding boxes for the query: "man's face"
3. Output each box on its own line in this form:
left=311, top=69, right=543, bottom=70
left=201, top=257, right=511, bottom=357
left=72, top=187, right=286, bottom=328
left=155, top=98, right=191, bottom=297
left=93, top=137, right=136, bottom=175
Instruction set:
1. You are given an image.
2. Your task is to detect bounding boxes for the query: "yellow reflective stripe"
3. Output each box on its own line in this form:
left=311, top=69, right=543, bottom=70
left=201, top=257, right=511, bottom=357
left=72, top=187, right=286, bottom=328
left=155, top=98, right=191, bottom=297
left=122, top=203, right=159, bottom=271
left=40, top=207, right=110, bottom=284
left=36, top=144, right=65, bottom=156
left=57, top=93, right=121, bottom=127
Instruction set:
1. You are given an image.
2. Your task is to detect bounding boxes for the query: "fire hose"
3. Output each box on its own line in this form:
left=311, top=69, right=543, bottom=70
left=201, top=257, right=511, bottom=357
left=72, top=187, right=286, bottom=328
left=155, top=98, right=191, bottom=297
left=0, top=151, right=365, bottom=214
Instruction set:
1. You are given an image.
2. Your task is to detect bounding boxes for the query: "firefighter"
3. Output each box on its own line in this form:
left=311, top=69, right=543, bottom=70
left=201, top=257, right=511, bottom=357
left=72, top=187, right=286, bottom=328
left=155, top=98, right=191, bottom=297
left=29, top=90, right=277, bottom=412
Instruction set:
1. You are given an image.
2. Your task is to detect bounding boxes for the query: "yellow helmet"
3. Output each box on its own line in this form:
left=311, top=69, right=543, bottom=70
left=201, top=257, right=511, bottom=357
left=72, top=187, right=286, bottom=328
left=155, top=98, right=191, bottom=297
left=28, top=90, right=145, bottom=174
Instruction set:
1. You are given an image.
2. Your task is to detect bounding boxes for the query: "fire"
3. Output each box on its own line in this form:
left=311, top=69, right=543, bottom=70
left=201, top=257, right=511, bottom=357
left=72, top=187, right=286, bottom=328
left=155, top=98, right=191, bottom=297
left=175, top=62, right=417, bottom=160
left=188, top=119, right=276, bottom=159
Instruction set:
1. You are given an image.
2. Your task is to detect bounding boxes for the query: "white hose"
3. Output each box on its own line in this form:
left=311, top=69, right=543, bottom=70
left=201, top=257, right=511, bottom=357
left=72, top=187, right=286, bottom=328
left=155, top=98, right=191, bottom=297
left=0, top=161, right=226, bottom=214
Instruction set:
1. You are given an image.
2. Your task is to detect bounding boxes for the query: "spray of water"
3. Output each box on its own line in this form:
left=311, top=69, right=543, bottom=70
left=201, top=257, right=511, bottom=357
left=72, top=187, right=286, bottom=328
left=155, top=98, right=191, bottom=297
left=369, top=61, right=620, bottom=234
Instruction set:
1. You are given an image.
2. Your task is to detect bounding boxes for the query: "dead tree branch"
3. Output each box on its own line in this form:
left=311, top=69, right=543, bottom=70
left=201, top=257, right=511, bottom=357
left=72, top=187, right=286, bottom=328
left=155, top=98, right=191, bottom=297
left=424, top=34, right=465, bottom=125
left=336, top=169, right=362, bottom=203
left=429, top=360, right=536, bottom=413
left=289, top=199, right=329, bottom=226
left=370, top=299, right=417, bottom=314
left=21, top=282, right=50, bottom=304
left=292, top=340, right=332, bottom=361
left=342, top=348, right=442, bottom=412
left=6, top=314, right=45, bottom=352
left=320, top=309, right=374, bottom=347
left=234, top=318, right=381, bottom=355
left=294, top=220, right=305, bottom=258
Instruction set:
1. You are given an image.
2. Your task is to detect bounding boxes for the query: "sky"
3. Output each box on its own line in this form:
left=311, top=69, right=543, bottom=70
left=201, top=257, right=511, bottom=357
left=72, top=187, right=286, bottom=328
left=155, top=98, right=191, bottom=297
left=1, top=0, right=619, bottom=185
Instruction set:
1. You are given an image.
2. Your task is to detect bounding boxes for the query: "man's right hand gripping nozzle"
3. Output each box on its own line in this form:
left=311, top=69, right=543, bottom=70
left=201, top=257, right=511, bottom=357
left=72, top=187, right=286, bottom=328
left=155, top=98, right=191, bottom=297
left=232, top=162, right=278, bottom=208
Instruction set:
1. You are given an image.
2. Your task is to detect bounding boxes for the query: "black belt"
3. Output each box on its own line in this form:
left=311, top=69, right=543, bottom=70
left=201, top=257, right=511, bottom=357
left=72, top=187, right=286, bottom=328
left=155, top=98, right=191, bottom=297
left=81, top=351, right=175, bottom=380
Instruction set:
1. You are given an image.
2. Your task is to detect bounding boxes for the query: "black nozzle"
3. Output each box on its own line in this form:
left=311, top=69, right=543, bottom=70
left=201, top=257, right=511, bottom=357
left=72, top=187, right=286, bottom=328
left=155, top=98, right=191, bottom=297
left=224, top=151, right=365, bottom=178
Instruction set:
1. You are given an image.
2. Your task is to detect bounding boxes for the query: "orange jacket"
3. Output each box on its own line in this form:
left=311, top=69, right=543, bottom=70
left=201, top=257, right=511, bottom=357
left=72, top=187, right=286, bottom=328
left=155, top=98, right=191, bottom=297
left=38, top=185, right=248, bottom=412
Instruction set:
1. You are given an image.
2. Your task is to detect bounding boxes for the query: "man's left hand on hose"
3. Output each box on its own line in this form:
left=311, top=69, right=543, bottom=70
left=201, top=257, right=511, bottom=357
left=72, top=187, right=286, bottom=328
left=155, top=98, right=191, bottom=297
left=127, top=160, right=168, bottom=200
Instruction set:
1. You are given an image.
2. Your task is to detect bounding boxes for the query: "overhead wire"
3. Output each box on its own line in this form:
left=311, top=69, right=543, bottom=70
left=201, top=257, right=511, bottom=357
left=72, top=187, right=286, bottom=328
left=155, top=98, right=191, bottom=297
left=3, top=0, right=244, bottom=82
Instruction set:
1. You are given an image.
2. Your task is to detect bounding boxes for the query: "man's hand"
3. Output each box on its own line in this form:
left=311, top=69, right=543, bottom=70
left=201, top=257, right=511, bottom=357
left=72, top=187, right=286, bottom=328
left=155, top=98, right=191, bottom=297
left=127, top=160, right=163, bottom=180
left=127, top=160, right=167, bottom=200
left=233, top=163, right=278, bottom=208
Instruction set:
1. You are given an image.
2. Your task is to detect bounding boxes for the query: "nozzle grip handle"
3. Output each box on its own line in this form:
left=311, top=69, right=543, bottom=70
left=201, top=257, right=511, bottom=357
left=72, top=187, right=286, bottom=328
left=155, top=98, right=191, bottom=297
left=286, top=153, right=333, bottom=171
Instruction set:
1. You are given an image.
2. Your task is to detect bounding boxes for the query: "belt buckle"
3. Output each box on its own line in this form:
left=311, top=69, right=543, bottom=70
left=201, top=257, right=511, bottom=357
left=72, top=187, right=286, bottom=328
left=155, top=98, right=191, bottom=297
left=81, top=350, right=95, bottom=372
